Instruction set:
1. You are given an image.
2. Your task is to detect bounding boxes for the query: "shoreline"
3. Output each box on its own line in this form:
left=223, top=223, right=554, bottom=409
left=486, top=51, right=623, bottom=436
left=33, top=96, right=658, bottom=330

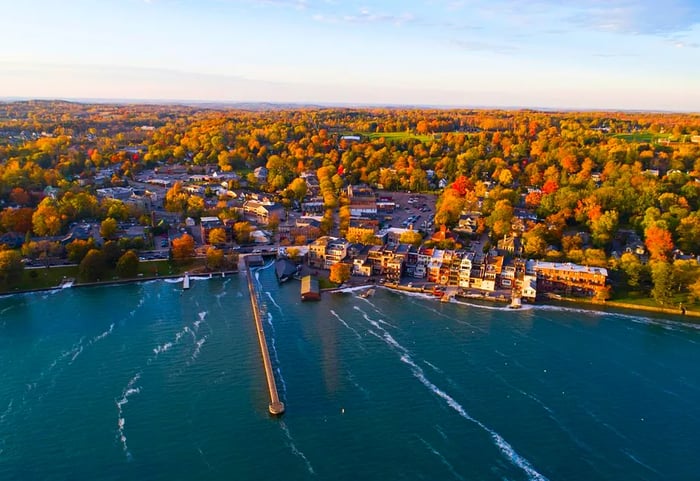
left=338, top=280, right=699, bottom=321
left=3, top=270, right=698, bottom=322
left=0, top=269, right=239, bottom=297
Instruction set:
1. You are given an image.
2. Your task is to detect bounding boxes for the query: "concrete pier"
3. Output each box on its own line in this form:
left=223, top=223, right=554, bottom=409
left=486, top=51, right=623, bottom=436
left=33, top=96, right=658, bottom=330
left=245, top=261, right=285, bottom=416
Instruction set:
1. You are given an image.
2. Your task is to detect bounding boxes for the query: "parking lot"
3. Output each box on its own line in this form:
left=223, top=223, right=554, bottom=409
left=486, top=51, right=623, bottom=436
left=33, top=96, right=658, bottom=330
left=377, top=191, right=437, bottom=233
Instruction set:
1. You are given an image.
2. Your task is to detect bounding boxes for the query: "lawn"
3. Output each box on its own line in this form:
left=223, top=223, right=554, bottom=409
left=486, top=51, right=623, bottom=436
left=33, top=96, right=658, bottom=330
left=0, top=260, right=194, bottom=294
left=610, top=288, right=700, bottom=313
left=612, top=132, right=671, bottom=143
left=362, top=132, right=436, bottom=143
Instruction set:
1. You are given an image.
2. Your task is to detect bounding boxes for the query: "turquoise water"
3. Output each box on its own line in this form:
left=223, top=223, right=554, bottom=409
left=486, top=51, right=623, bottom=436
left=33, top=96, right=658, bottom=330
left=1, top=263, right=699, bottom=480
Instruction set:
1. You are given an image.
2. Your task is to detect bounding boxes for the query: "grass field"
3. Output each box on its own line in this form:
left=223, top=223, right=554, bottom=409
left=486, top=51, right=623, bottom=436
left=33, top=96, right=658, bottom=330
left=362, top=132, right=436, bottom=143
left=0, top=260, right=191, bottom=294
left=612, top=132, right=671, bottom=143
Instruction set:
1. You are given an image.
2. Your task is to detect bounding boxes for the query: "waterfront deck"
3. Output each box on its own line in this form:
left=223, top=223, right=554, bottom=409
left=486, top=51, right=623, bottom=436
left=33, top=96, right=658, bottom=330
left=244, top=260, right=285, bottom=416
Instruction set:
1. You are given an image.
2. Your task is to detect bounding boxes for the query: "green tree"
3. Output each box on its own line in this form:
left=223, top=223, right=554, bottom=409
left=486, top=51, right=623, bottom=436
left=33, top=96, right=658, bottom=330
left=101, top=240, right=122, bottom=268
left=0, top=250, right=23, bottom=286
left=650, top=261, right=674, bottom=306
left=79, top=249, right=106, bottom=282
left=619, top=252, right=645, bottom=287
left=116, top=250, right=139, bottom=278
left=233, top=222, right=253, bottom=245
left=100, top=218, right=118, bottom=240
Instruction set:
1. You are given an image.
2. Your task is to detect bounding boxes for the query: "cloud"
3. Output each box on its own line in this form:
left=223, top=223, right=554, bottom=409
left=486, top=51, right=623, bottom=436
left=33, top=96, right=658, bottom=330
left=312, top=8, right=415, bottom=26
left=450, top=38, right=517, bottom=54
left=563, top=0, right=700, bottom=36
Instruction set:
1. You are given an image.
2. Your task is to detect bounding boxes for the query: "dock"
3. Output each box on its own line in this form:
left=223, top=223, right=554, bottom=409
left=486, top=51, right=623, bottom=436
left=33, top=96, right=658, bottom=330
left=244, top=260, right=285, bottom=416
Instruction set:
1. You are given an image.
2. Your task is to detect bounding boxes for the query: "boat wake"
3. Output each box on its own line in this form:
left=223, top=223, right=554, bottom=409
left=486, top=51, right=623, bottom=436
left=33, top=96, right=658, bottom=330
left=280, top=421, right=315, bottom=475
left=358, top=310, right=549, bottom=481
left=330, top=309, right=362, bottom=340
left=417, top=436, right=465, bottom=481
left=115, top=372, right=142, bottom=460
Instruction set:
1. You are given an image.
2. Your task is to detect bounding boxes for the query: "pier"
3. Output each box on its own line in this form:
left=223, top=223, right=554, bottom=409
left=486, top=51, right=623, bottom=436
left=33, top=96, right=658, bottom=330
left=244, top=260, right=285, bottom=416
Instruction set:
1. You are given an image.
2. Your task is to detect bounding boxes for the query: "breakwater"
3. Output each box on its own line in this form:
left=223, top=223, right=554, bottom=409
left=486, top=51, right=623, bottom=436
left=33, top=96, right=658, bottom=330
left=244, top=261, right=285, bottom=415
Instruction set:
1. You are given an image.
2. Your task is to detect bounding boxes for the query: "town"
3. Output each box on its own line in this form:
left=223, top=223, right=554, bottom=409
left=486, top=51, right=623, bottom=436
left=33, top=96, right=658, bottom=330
left=0, top=102, right=699, bottom=311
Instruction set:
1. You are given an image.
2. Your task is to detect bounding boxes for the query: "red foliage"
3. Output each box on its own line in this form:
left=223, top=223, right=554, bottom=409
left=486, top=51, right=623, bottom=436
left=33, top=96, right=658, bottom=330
left=542, top=179, right=559, bottom=195
left=451, top=175, right=473, bottom=196
left=644, top=225, right=674, bottom=261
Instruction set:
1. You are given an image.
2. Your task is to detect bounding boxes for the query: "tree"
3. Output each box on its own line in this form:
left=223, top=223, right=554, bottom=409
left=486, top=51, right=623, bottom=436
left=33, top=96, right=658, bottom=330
left=329, top=262, right=351, bottom=284
left=399, top=229, right=423, bottom=247
left=172, top=234, right=195, bottom=260
left=0, top=250, right=23, bottom=286
left=619, top=252, right=645, bottom=288
left=66, top=239, right=95, bottom=264
left=233, top=222, right=253, bottom=245
left=644, top=225, right=674, bottom=262
left=100, top=217, right=118, bottom=240
left=32, top=197, right=63, bottom=236
left=590, top=210, right=618, bottom=247
left=650, top=261, right=674, bottom=306
left=288, top=177, right=308, bottom=203
left=208, top=227, right=227, bottom=245
left=116, top=250, right=139, bottom=278
left=100, top=240, right=121, bottom=268
left=79, top=249, right=106, bottom=282
left=206, top=246, right=224, bottom=270
left=164, top=182, right=189, bottom=215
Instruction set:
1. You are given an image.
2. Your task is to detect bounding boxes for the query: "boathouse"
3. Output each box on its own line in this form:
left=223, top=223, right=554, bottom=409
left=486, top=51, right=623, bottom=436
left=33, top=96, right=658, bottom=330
left=300, top=275, right=321, bottom=301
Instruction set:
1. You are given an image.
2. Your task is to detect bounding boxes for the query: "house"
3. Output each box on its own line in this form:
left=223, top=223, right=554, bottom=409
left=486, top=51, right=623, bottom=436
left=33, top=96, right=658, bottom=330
left=456, top=212, right=481, bottom=235
left=347, top=185, right=377, bottom=218
left=243, top=200, right=284, bottom=225
left=520, top=275, right=538, bottom=301
left=308, top=236, right=349, bottom=269
left=528, top=260, right=608, bottom=296
left=253, top=166, right=268, bottom=182
left=498, top=235, right=523, bottom=256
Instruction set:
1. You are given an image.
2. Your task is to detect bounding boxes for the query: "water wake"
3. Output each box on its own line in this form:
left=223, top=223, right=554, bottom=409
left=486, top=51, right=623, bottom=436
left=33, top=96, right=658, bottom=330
left=417, top=436, right=465, bottom=481
left=190, top=336, right=208, bottom=362
left=358, top=310, right=549, bottom=481
left=330, top=309, right=362, bottom=340
left=0, top=400, right=13, bottom=424
left=265, top=291, right=284, bottom=315
left=115, top=372, right=142, bottom=460
left=280, top=421, right=315, bottom=475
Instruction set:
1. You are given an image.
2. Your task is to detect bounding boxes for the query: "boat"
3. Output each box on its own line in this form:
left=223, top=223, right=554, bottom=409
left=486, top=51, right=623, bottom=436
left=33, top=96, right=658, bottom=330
left=183, top=273, right=190, bottom=290
left=359, top=288, right=376, bottom=298
left=59, top=278, right=74, bottom=289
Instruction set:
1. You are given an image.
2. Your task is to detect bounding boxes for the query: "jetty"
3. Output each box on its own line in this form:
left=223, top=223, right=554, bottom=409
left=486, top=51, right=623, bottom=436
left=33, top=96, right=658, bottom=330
left=244, top=259, right=285, bottom=416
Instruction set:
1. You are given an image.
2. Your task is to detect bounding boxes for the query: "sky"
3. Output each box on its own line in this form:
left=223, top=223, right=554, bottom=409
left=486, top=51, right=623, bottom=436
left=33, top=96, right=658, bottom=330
left=1, top=0, right=699, bottom=111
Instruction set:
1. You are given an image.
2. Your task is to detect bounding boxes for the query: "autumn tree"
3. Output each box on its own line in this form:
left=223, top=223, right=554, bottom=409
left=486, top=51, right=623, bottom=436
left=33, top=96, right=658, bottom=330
left=66, top=238, right=95, bottom=264
left=208, top=227, right=227, bottom=245
left=116, top=250, right=139, bottom=278
left=32, top=197, right=63, bottom=236
left=399, top=229, right=423, bottom=247
left=172, top=233, right=195, bottom=260
left=329, top=262, right=351, bottom=285
left=619, top=252, right=646, bottom=288
left=206, top=246, right=224, bottom=270
left=644, top=225, right=674, bottom=261
left=164, top=182, right=189, bottom=215
left=233, top=222, right=253, bottom=245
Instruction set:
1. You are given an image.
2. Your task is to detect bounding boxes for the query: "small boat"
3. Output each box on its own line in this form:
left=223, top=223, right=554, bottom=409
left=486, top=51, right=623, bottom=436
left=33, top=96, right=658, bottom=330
left=359, top=288, right=375, bottom=298
left=183, top=273, right=190, bottom=290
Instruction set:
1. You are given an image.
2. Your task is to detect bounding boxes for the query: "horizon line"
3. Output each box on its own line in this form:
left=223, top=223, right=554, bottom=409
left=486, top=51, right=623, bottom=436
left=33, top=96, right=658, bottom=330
left=0, top=96, right=697, bottom=115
